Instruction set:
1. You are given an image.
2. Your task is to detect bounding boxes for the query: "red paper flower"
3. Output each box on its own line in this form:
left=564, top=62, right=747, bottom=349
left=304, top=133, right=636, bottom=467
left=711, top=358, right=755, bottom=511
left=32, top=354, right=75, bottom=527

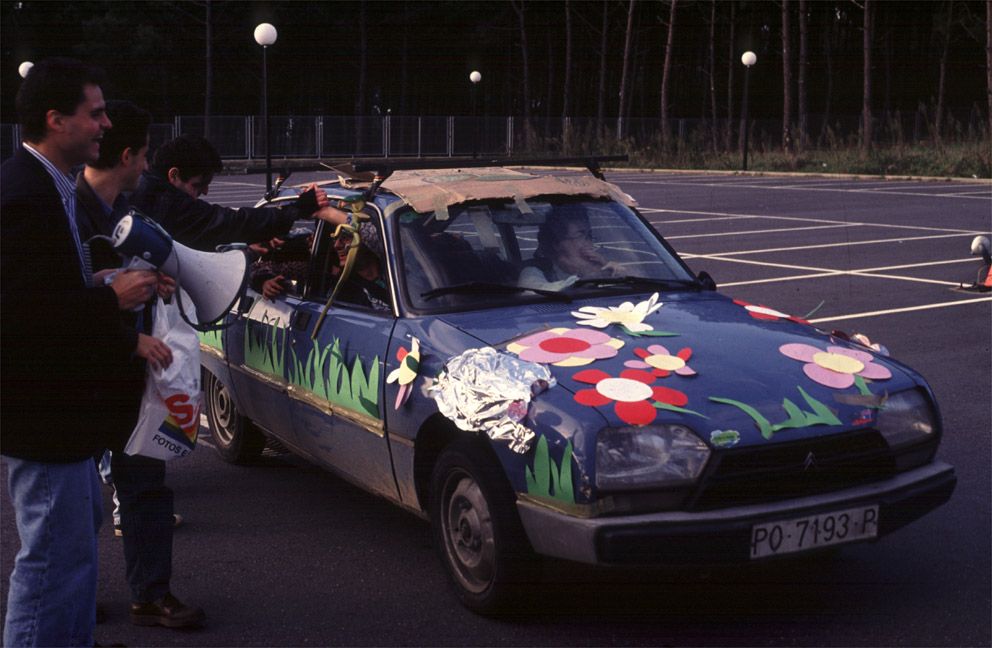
left=572, top=368, right=689, bottom=426
left=734, top=299, right=809, bottom=324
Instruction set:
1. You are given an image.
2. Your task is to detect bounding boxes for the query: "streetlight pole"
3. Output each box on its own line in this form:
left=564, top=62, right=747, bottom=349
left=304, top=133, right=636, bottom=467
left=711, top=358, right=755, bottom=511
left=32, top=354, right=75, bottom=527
left=470, top=70, right=481, bottom=158
left=254, top=23, right=278, bottom=193
left=740, top=51, right=756, bottom=171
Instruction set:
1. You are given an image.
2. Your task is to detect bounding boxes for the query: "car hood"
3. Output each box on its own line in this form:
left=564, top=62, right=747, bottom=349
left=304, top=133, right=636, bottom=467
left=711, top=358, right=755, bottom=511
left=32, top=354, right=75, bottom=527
left=436, top=292, right=923, bottom=449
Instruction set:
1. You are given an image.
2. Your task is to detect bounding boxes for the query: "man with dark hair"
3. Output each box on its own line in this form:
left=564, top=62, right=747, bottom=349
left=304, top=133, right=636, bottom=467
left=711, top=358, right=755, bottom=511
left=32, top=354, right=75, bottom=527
left=1, top=58, right=162, bottom=647
left=75, top=101, right=204, bottom=630
left=131, top=133, right=333, bottom=251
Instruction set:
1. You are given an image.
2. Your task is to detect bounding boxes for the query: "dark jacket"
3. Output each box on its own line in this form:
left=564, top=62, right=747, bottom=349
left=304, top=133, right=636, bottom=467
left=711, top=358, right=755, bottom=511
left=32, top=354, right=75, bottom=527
left=129, top=171, right=304, bottom=251
left=1, top=148, right=137, bottom=461
left=75, top=173, right=150, bottom=453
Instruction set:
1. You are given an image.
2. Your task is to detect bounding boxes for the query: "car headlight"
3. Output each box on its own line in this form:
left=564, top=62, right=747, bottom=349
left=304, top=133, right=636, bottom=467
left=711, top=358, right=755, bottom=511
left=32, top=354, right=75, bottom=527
left=596, top=425, right=710, bottom=491
left=877, top=389, right=937, bottom=449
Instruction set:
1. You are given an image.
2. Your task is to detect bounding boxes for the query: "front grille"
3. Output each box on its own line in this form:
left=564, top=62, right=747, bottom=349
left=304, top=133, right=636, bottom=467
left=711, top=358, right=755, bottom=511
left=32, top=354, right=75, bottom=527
left=687, top=429, right=895, bottom=511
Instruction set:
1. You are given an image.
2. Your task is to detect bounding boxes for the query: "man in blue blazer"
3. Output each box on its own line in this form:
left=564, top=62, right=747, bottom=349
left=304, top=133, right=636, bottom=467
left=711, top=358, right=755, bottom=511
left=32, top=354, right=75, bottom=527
left=1, top=58, right=165, bottom=647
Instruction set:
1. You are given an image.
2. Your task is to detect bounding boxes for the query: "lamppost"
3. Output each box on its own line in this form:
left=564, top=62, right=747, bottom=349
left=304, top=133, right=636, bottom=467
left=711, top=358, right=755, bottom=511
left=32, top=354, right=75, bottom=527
left=17, top=61, right=33, bottom=78
left=469, top=70, right=481, bottom=157
left=740, top=51, right=756, bottom=171
left=254, top=22, right=277, bottom=193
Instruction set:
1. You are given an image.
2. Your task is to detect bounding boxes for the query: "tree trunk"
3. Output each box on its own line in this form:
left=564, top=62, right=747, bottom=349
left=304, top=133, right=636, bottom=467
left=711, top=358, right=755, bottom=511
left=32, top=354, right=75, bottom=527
left=861, top=0, right=873, bottom=156
left=935, top=0, right=955, bottom=147
left=596, top=1, right=609, bottom=138
left=660, top=0, right=678, bottom=152
left=511, top=0, right=531, bottom=148
left=546, top=34, right=555, bottom=125
left=563, top=0, right=572, bottom=120
left=819, top=6, right=834, bottom=147
left=725, top=1, right=736, bottom=151
left=797, top=0, right=808, bottom=149
left=987, top=0, right=992, bottom=142
left=356, top=0, right=367, bottom=117
left=618, top=0, right=636, bottom=140
left=781, top=0, right=793, bottom=152
left=708, top=0, right=719, bottom=152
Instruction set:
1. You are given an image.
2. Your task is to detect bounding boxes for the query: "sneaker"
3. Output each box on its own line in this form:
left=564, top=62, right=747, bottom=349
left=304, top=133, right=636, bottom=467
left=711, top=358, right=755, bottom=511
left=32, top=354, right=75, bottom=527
left=130, top=592, right=205, bottom=629
left=114, top=514, right=183, bottom=537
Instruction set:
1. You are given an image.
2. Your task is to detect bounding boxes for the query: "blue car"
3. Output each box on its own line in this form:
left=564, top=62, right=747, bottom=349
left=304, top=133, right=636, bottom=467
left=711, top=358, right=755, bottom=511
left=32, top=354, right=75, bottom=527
left=199, top=159, right=956, bottom=614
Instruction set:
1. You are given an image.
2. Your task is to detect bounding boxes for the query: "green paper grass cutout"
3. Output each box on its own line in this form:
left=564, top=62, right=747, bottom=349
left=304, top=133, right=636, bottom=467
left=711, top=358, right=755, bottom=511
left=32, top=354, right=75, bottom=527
left=621, top=325, right=679, bottom=338
left=853, top=375, right=888, bottom=409
left=198, top=329, right=223, bottom=351
left=244, top=314, right=287, bottom=376
left=653, top=402, right=708, bottom=418
left=525, top=436, right=575, bottom=504
left=710, top=386, right=842, bottom=440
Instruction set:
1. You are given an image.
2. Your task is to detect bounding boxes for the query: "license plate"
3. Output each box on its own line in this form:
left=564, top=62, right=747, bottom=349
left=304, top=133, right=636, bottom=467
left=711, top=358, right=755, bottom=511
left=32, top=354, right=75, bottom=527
left=750, top=505, right=879, bottom=559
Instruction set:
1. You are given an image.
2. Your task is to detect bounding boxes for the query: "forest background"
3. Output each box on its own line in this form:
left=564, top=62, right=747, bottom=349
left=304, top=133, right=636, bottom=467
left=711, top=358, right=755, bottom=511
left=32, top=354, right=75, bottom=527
left=2, top=0, right=990, bottom=177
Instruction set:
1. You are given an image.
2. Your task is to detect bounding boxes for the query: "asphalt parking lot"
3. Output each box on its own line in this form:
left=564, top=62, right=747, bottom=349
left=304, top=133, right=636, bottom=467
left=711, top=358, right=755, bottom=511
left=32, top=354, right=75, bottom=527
left=2, top=170, right=990, bottom=646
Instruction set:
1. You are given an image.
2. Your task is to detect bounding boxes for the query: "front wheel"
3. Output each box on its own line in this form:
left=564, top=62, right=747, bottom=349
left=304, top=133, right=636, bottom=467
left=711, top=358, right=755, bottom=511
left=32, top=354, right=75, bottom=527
left=203, top=371, right=265, bottom=464
left=430, top=438, right=536, bottom=614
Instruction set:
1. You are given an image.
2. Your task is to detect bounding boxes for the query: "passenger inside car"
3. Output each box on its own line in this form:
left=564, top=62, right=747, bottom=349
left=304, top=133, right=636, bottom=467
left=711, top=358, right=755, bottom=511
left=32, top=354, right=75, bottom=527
left=518, top=207, right=620, bottom=291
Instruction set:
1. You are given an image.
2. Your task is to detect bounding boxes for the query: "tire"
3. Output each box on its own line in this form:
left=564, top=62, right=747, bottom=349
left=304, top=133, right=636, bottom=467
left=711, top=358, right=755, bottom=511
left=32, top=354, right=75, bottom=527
left=204, top=371, right=265, bottom=464
left=430, top=438, right=536, bottom=615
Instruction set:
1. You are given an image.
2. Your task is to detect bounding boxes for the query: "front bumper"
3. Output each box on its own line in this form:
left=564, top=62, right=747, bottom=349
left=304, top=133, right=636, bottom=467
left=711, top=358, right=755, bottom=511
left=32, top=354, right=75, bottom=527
left=516, top=461, right=955, bottom=565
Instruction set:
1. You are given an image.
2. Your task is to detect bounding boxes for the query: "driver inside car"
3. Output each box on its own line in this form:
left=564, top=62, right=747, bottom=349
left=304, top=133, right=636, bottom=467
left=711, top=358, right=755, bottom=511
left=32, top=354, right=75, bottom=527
left=518, top=208, right=621, bottom=291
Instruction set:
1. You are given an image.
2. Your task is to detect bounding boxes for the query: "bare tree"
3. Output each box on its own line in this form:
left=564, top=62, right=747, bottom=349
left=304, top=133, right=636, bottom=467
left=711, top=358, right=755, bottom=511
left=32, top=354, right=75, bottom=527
left=862, top=0, right=873, bottom=156
left=819, top=4, right=836, bottom=146
left=988, top=0, right=992, bottom=140
left=618, top=0, right=636, bottom=139
left=660, top=0, right=678, bottom=152
left=782, top=0, right=794, bottom=151
left=725, top=1, right=736, bottom=150
left=597, top=2, right=610, bottom=138
left=510, top=0, right=532, bottom=147
left=356, top=0, right=367, bottom=117
left=934, top=0, right=955, bottom=146
left=563, top=0, right=573, bottom=120
left=708, top=0, right=719, bottom=152
left=798, top=0, right=809, bottom=148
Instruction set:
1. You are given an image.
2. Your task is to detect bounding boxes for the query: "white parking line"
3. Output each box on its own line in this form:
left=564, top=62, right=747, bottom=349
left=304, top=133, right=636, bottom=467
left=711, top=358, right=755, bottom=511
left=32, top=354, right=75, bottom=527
left=700, top=256, right=976, bottom=288
left=690, top=232, right=980, bottom=257
left=665, top=223, right=863, bottom=240
left=624, top=178, right=992, bottom=200
left=643, top=208, right=981, bottom=234
left=809, top=297, right=992, bottom=323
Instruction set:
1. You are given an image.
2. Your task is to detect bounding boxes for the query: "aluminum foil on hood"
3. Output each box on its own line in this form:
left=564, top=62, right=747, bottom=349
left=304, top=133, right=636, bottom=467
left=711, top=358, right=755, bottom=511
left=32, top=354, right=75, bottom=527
left=429, top=347, right=555, bottom=453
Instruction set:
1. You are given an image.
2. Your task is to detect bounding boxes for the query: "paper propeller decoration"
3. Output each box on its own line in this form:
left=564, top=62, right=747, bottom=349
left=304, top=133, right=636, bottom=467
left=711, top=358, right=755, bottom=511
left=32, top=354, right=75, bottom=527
left=624, top=344, right=696, bottom=377
left=506, top=327, right=624, bottom=367
left=572, top=292, right=673, bottom=336
left=386, top=337, right=421, bottom=409
left=572, top=368, right=693, bottom=426
left=779, top=343, right=891, bottom=390
left=735, top=299, right=808, bottom=324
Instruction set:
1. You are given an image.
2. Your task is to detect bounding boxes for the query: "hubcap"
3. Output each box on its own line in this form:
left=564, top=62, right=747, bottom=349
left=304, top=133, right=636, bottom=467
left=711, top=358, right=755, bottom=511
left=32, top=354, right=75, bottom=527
left=442, top=471, right=496, bottom=594
left=208, top=377, right=235, bottom=447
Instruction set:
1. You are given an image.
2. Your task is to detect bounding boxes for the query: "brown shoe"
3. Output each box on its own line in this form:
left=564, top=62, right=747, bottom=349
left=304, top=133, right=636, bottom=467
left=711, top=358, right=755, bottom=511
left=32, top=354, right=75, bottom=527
left=129, top=592, right=205, bottom=628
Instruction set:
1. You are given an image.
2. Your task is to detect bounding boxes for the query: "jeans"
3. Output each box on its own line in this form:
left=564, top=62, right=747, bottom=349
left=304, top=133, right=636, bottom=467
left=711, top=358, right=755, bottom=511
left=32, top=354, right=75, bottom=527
left=111, top=452, right=172, bottom=603
left=3, top=457, right=102, bottom=648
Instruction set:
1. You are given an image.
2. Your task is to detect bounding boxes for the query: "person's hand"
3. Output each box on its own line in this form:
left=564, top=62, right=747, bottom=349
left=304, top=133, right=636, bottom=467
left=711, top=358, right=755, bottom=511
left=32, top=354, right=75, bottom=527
left=313, top=205, right=350, bottom=225
left=249, top=237, right=284, bottom=256
left=262, top=276, right=286, bottom=300
left=302, top=183, right=329, bottom=208
left=111, top=269, right=157, bottom=310
left=92, top=268, right=117, bottom=287
left=157, top=274, right=177, bottom=300
left=135, top=333, right=173, bottom=370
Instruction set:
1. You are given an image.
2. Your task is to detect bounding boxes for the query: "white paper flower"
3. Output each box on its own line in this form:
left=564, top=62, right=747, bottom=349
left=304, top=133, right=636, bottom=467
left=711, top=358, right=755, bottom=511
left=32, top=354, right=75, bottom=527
left=571, top=293, right=662, bottom=333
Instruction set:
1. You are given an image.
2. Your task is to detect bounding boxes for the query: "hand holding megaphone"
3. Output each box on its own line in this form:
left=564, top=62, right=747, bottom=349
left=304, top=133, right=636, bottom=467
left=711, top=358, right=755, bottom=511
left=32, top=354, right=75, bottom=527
left=110, top=269, right=159, bottom=311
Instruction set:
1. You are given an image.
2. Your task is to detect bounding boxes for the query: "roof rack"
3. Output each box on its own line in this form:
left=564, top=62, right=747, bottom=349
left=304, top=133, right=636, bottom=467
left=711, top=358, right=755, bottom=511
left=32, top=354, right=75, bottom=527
left=350, top=155, right=628, bottom=181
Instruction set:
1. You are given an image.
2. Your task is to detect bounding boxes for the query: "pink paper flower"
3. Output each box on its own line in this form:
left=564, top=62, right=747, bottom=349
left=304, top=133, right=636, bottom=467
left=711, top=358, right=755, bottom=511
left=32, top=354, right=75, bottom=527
left=735, top=299, right=809, bottom=324
left=506, top=327, right=624, bottom=367
left=572, top=368, right=689, bottom=426
left=779, top=342, right=892, bottom=389
left=624, top=344, right=696, bottom=377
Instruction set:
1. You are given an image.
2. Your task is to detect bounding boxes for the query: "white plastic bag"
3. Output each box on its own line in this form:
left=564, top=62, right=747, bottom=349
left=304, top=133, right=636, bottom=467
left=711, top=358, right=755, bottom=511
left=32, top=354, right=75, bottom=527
left=124, top=294, right=202, bottom=460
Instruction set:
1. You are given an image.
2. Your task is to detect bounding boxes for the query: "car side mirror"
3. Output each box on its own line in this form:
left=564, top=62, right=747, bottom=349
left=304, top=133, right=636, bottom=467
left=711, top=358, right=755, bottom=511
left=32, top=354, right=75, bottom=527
left=697, top=271, right=717, bottom=291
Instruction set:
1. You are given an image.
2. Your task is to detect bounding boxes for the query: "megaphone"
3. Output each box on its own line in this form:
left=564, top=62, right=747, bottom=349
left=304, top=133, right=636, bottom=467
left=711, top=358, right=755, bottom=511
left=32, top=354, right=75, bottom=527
left=111, top=209, right=248, bottom=329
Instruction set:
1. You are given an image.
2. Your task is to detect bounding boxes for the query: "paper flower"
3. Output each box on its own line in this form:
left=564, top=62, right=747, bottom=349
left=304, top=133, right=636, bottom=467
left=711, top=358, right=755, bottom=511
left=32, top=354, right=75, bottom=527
left=386, top=337, right=421, bottom=409
left=624, top=344, right=696, bottom=377
left=779, top=343, right=892, bottom=390
left=734, top=299, right=808, bottom=324
left=506, top=327, right=624, bottom=367
left=572, top=368, right=688, bottom=426
left=572, top=292, right=663, bottom=333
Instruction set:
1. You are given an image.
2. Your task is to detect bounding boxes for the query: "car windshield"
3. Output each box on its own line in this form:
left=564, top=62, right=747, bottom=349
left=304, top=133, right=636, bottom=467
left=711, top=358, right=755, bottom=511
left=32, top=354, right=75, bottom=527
left=395, top=197, right=696, bottom=312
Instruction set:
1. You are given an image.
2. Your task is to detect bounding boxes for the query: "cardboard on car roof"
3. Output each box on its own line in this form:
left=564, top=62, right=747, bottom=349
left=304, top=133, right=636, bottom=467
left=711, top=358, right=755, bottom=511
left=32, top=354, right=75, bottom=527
left=380, top=167, right=637, bottom=214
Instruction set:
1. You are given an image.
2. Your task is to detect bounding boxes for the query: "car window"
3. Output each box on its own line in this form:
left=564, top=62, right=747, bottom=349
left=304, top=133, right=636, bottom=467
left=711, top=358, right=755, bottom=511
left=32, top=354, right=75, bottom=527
left=307, top=214, right=392, bottom=313
left=396, top=198, right=695, bottom=312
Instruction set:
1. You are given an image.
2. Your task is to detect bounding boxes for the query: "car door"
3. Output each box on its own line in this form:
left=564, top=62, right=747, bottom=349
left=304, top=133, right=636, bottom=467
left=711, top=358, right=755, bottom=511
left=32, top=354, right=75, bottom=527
left=283, top=215, right=400, bottom=500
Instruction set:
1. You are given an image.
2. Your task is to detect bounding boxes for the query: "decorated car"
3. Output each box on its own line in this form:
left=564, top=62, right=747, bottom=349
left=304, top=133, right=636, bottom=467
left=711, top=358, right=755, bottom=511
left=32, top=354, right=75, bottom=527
left=199, top=158, right=956, bottom=614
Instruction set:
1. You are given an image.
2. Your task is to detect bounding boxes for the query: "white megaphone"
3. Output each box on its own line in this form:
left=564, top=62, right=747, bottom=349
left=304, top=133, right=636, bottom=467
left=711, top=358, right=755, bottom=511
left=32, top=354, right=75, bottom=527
left=111, top=209, right=248, bottom=329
